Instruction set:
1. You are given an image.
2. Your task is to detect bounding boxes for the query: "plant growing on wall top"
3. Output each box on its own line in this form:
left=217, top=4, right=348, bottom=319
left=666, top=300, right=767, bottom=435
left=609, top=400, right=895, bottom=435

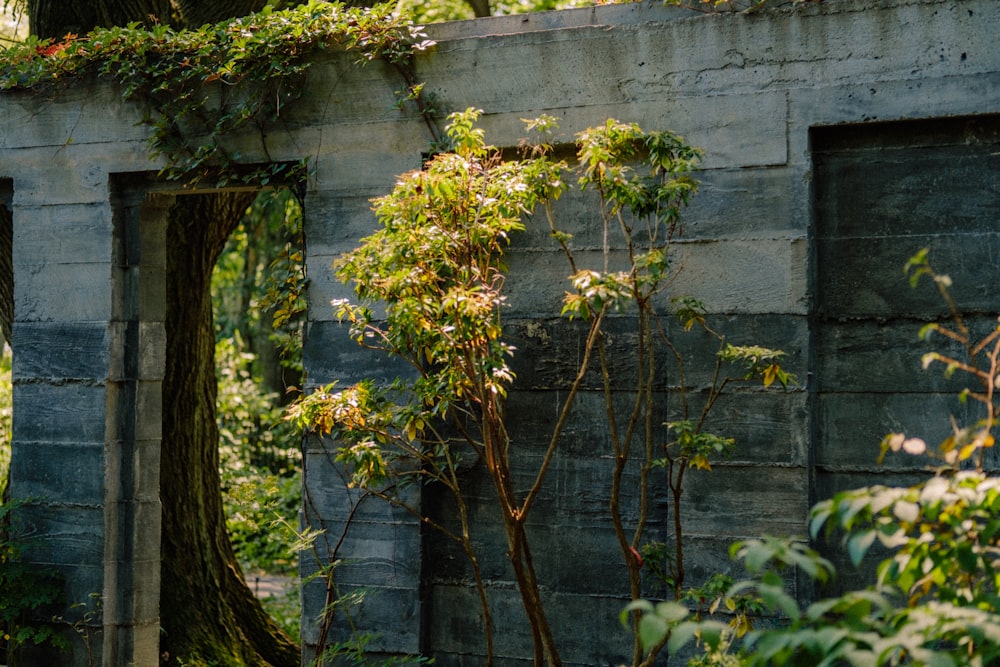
left=0, top=1, right=437, bottom=185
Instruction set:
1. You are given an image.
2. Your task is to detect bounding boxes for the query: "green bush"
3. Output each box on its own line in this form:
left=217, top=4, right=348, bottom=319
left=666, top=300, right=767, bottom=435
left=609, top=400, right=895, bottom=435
left=216, top=337, right=302, bottom=576
left=629, top=251, right=1000, bottom=666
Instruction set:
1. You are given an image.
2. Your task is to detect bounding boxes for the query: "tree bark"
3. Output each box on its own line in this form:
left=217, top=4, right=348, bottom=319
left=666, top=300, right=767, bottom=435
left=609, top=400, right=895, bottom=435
left=172, top=0, right=267, bottom=28
left=161, top=193, right=299, bottom=666
left=27, top=0, right=174, bottom=37
left=466, top=0, right=491, bottom=18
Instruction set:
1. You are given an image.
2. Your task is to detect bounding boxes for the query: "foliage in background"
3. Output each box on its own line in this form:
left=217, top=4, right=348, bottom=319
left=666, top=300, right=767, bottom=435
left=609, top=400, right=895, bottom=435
left=213, top=188, right=306, bottom=384
left=212, top=189, right=306, bottom=635
left=216, top=338, right=301, bottom=570
left=631, top=251, right=1000, bottom=666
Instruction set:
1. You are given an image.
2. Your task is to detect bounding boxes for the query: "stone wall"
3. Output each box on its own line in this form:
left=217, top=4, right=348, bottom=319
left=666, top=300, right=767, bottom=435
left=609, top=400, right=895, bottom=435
left=0, top=0, right=997, bottom=665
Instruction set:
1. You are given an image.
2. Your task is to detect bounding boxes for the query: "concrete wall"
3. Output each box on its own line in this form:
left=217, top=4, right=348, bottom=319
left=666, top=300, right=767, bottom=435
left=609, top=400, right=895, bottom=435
left=0, top=0, right=998, bottom=665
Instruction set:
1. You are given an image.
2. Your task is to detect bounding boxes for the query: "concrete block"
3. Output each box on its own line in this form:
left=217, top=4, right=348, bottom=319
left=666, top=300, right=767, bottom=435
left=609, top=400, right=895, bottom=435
left=425, top=584, right=648, bottom=667
left=681, top=166, right=801, bottom=239
left=500, top=238, right=808, bottom=318
left=133, top=381, right=163, bottom=442
left=11, top=202, right=113, bottom=264
left=679, top=465, right=809, bottom=537
left=0, top=85, right=147, bottom=149
left=301, top=193, right=381, bottom=256
left=14, top=504, right=105, bottom=566
left=14, top=261, right=113, bottom=322
left=138, top=322, right=167, bottom=380
left=306, top=519, right=421, bottom=589
left=9, top=441, right=104, bottom=505
left=13, top=382, right=107, bottom=443
left=306, top=132, right=425, bottom=195
left=661, top=237, right=809, bottom=315
left=302, top=319, right=417, bottom=385
left=814, top=125, right=1000, bottom=241
left=300, top=578, right=421, bottom=653
left=134, top=440, right=162, bottom=504
left=12, top=321, right=110, bottom=380
left=813, top=316, right=995, bottom=394
left=303, top=251, right=355, bottom=322
left=506, top=313, right=807, bottom=391
left=815, top=391, right=974, bottom=470
left=817, top=236, right=1000, bottom=321
left=126, top=501, right=163, bottom=569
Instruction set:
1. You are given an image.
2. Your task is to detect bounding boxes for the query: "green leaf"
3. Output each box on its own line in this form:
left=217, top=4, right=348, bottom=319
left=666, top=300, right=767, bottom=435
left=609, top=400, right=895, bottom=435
left=847, top=529, right=877, bottom=567
left=667, top=620, right=698, bottom=654
left=759, top=572, right=800, bottom=621
left=637, top=613, right=670, bottom=650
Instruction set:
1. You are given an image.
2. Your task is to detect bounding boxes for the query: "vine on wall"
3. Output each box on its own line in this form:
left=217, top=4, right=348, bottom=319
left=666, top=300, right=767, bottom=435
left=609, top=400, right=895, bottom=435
left=0, top=0, right=436, bottom=186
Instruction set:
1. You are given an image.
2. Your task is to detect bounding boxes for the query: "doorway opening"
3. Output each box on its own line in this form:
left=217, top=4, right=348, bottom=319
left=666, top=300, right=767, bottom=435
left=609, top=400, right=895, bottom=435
left=110, top=173, right=305, bottom=666
left=211, top=186, right=306, bottom=640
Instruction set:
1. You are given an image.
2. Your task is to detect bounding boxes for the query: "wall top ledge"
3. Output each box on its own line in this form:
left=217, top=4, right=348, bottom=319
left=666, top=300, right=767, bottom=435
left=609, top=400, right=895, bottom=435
left=423, top=0, right=958, bottom=40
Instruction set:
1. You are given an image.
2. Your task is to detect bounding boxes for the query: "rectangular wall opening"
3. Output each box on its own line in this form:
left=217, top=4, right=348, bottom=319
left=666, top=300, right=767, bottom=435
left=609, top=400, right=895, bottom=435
left=811, top=113, right=1000, bottom=588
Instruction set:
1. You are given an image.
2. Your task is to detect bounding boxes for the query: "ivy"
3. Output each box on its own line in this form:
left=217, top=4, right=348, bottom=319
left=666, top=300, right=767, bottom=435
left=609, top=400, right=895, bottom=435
left=0, top=1, right=436, bottom=186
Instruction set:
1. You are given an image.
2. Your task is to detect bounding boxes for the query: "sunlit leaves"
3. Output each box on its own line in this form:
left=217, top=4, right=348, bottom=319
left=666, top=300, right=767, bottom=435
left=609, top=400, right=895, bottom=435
left=718, top=343, right=793, bottom=388
left=332, top=109, right=553, bottom=418
left=662, top=420, right=734, bottom=471
left=810, top=472, right=1000, bottom=609
left=575, top=118, right=701, bottom=224
left=288, top=110, right=564, bottom=490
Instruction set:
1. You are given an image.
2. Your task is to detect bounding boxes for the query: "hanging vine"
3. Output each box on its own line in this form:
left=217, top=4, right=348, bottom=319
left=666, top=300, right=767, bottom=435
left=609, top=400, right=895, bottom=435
left=0, top=0, right=438, bottom=186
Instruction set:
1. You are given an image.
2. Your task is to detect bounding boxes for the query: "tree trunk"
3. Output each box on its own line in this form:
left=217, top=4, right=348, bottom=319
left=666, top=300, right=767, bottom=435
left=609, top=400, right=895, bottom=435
left=172, top=0, right=267, bottom=28
left=466, top=0, right=491, bottom=18
left=160, top=192, right=299, bottom=666
left=27, top=0, right=174, bottom=37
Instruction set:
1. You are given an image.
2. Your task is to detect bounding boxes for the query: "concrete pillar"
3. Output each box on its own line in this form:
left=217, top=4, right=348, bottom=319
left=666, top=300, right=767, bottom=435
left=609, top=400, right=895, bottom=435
left=103, top=187, right=170, bottom=666
left=9, top=177, right=116, bottom=665
left=6, top=177, right=168, bottom=666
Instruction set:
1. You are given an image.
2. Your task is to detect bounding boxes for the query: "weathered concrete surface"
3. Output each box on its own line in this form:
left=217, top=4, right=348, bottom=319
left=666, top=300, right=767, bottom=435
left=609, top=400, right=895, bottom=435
left=0, top=0, right=998, bottom=665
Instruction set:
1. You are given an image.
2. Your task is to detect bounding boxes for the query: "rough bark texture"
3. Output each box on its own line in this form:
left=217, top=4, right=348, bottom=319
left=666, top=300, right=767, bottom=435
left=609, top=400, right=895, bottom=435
left=161, top=193, right=299, bottom=667
left=172, top=0, right=267, bottom=28
left=27, top=0, right=174, bottom=37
